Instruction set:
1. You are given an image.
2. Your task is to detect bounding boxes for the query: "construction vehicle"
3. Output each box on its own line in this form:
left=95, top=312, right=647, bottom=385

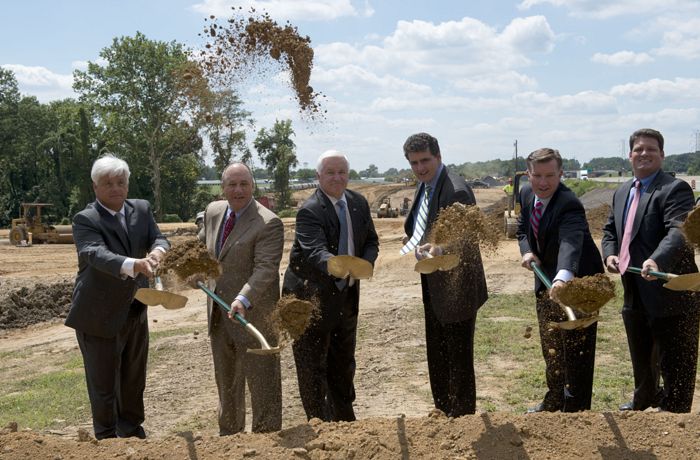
left=400, top=197, right=411, bottom=216
left=503, top=172, right=528, bottom=239
left=377, top=198, right=399, bottom=218
left=9, top=203, right=74, bottom=245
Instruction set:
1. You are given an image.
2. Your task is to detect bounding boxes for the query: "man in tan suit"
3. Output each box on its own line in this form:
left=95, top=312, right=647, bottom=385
left=199, top=162, right=284, bottom=435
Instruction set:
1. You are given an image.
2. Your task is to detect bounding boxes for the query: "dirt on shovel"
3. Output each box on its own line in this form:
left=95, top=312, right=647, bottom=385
left=272, top=295, right=318, bottom=340
left=683, top=206, right=700, bottom=248
left=556, top=273, right=616, bottom=314
left=161, top=238, right=221, bottom=281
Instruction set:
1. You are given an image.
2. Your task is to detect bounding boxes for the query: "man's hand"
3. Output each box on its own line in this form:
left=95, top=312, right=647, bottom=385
left=641, top=258, right=659, bottom=281
left=549, top=280, right=566, bottom=303
left=605, top=255, right=620, bottom=274
left=415, top=243, right=443, bottom=260
left=227, top=299, right=246, bottom=320
left=147, top=249, right=164, bottom=270
left=134, top=258, right=156, bottom=278
left=521, top=252, right=541, bottom=270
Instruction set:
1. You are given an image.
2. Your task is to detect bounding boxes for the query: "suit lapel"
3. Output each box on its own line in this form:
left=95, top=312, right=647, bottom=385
left=615, top=180, right=634, bottom=238
left=629, top=172, right=662, bottom=241
left=97, top=202, right=130, bottom=254
left=219, top=201, right=255, bottom=260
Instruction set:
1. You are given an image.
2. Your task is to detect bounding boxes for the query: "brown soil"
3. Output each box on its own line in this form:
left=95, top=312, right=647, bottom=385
left=558, top=274, right=616, bottom=314
left=161, top=238, right=221, bottom=281
left=0, top=280, right=73, bottom=330
left=200, top=9, right=324, bottom=118
left=430, top=202, right=500, bottom=254
left=586, top=204, right=612, bottom=237
left=273, top=295, right=318, bottom=340
left=684, top=206, right=700, bottom=248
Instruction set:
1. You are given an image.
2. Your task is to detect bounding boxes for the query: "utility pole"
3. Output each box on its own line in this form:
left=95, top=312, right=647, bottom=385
left=513, top=139, right=518, bottom=174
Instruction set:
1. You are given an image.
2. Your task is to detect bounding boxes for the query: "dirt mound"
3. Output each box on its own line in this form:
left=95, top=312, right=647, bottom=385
left=585, top=204, right=611, bottom=237
left=430, top=203, right=500, bottom=254
left=272, top=295, right=318, bottom=340
left=0, top=280, right=73, bottom=330
left=3, top=411, right=700, bottom=459
left=684, top=206, right=700, bottom=247
left=200, top=8, right=324, bottom=118
left=579, top=188, right=615, bottom=210
left=161, top=238, right=221, bottom=280
left=558, top=274, right=616, bottom=314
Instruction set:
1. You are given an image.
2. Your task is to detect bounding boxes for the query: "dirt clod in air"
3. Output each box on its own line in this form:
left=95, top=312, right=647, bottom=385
left=161, top=239, right=221, bottom=281
left=683, top=206, right=700, bottom=247
left=557, top=273, right=616, bottom=314
left=430, top=202, right=500, bottom=254
left=272, top=295, right=318, bottom=340
left=200, top=8, right=324, bottom=118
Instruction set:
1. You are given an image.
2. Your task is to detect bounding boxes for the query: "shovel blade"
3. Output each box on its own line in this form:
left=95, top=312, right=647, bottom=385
left=134, top=288, right=188, bottom=309
left=247, top=346, right=283, bottom=355
left=663, top=273, right=700, bottom=291
left=549, top=315, right=599, bottom=330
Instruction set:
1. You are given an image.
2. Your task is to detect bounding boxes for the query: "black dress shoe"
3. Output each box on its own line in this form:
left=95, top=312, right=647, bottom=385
left=526, top=402, right=545, bottom=414
left=619, top=401, right=634, bottom=411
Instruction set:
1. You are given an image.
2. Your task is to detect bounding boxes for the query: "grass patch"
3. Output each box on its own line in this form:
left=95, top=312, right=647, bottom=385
left=563, top=179, right=618, bottom=197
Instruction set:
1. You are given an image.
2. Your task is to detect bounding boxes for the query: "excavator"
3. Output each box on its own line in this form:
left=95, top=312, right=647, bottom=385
left=9, top=203, right=74, bottom=245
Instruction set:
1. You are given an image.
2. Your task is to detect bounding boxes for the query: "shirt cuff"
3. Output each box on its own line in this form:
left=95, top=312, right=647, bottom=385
left=553, top=269, right=574, bottom=283
left=120, top=257, right=136, bottom=279
left=152, top=246, right=166, bottom=254
left=236, top=294, right=252, bottom=310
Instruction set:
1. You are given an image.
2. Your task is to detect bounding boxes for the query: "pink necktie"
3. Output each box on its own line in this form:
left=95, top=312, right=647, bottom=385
left=221, top=212, right=236, bottom=244
left=618, top=181, right=641, bottom=274
left=531, top=199, right=543, bottom=239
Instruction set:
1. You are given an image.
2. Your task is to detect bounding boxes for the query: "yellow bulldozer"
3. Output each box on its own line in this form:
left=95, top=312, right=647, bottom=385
left=9, top=203, right=74, bottom=245
left=377, top=198, right=399, bottom=218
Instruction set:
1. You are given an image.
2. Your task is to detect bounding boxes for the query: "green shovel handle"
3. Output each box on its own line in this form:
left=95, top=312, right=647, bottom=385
left=197, top=281, right=249, bottom=327
left=626, top=266, right=669, bottom=280
left=530, top=261, right=553, bottom=290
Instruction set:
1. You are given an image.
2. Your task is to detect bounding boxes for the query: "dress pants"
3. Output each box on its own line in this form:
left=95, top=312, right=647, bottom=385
left=76, top=303, right=148, bottom=439
left=293, top=286, right=358, bottom=422
left=209, top=307, right=282, bottom=435
left=423, top=298, right=477, bottom=417
left=622, top=307, right=699, bottom=413
left=536, top=295, right=597, bottom=412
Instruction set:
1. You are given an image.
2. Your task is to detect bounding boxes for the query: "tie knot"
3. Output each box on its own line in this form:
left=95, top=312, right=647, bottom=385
left=337, top=200, right=346, bottom=210
left=534, top=199, right=543, bottom=209
left=634, top=180, right=641, bottom=189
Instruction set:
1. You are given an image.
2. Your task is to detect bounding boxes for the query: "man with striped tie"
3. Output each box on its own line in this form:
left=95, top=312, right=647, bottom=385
left=517, top=148, right=602, bottom=413
left=602, top=128, right=699, bottom=412
left=401, top=132, right=488, bottom=417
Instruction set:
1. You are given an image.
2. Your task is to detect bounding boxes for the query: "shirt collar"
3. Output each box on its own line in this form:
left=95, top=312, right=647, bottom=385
left=96, top=199, right=125, bottom=217
left=226, top=198, right=254, bottom=220
left=633, top=170, right=660, bottom=191
left=321, top=189, right=347, bottom=208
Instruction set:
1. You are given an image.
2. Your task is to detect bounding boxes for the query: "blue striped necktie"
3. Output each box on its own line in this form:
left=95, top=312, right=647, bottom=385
left=400, top=184, right=431, bottom=255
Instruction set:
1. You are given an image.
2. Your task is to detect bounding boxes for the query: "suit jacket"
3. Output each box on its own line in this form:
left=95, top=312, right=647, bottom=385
left=404, top=167, right=488, bottom=324
left=200, top=199, right=284, bottom=347
left=602, top=171, right=698, bottom=317
left=517, top=183, right=603, bottom=293
left=282, top=188, right=379, bottom=329
left=66, top=199, right=169, bottom=338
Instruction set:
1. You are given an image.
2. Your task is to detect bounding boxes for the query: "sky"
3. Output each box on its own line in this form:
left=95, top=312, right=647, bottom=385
left=2, top=0, right=700, bottom=172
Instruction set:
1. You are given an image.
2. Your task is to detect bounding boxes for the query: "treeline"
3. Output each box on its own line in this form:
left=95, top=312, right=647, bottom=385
left=0, top=32, right=300, bottom=227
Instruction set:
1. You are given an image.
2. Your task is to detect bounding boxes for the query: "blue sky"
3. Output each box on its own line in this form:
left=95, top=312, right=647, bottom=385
left=2, top=0, right=699, bottom=171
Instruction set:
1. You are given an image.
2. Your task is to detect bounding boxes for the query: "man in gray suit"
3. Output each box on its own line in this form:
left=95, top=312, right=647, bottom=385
left=66, top=154, right=169, bottom=439
left=603, top=128, right=700, bottom=413
left=199, top=163, right=284, bottom=435
left=402, top=133, right=488, bottom=417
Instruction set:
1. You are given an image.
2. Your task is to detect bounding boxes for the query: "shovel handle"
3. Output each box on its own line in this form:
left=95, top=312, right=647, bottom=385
left=626, top=266, right=673, bottom=280
left=154, top=276, right=164, bottom=291
left=529, top=261, right=577, bottom=322
left=197, top=281, right=249, bottom=327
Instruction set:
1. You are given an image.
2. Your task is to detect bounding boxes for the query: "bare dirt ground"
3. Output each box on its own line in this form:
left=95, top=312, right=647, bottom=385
left=2, top=185, right=700, bottom=459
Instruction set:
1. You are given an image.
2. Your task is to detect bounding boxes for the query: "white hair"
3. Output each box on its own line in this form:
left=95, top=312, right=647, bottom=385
left=91, top=154, right=130, bottom=183
left=316, top=150, right=350, bottom=173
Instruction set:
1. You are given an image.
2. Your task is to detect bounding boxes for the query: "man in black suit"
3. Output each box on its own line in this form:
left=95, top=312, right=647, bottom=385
left=401, top=132, right=488, bottom=417
left=66, top=154, right=169, bottom=439
left=283, top=150, right=379, bottom=422
left=517, top=148, right=602, bottom=413
left=602, top=128, right=699, bottom=413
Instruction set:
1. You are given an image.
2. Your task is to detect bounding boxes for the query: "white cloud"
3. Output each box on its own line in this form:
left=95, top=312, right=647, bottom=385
left=610, top=78, right=700, bottom=100
left=591, top=51, right=653, bottom=66
left=191, top=0, right=364, bottom=21
left=1, top=64, right=75, bottom=101
left=653, top=17, right=700, bottom=60
left=452, top=71, right=537, bottom=94
left=517, top=0, right=697, bottom=19
left=313, top=65, right=432, bottom=95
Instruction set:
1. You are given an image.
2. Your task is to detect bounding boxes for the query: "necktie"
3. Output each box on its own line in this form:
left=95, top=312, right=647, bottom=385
left=400, top=184, right=431, bottom=255
left=336, top=200, right=348, bottom=290
left=116, top=212, right=128, bottom=235
left=618, top=180, right=641, bottom=275
left=222, top=212, right=236, bottom=245
left=530, top=199, right=543, bottom=240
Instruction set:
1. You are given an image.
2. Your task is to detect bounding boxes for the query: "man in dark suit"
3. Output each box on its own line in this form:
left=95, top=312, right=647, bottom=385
left=283, top=150, right=379, bottom=422
left=401, top=132, right=488, bottom=417
left=66, top=154, right=169, bottom=439
left=199, top=162, right=283, bottom=435
left=602, top=128, right=699, bottom=413
left=517, top=148, right=602, bottom=413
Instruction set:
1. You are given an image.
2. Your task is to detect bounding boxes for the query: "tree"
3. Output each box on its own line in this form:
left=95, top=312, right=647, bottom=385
left=295, top=168, right=317, bottom=181
left=205, top=89, right=253, bottom=175
left=73, top=32, right=208, bottom=219
left=359, top=164, right=379, bottom=178
left=254, top=119, right=297, bottom=209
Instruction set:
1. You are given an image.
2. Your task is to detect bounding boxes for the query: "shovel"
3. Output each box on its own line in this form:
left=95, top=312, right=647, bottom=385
left=414, top=251, right=460, bottom=274
left=134, top=275, right=188, bottom=309
left=530, top=261, right=598, bottom=330
left=627, top=266, right=700, bottom=291
left=197, top=281, right=281, bottom=355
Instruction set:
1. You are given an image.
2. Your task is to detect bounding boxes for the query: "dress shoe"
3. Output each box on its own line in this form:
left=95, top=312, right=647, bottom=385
left=526, top=402, right=545, bottom=414
left=619, top=401, right=634, bottom=411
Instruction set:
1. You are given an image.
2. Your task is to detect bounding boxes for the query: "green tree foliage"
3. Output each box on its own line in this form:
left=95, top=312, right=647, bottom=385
left=205, top=89, right=253, bottom=175
left=73, top=32, right=208, bottom=219
left=583, top=156, right=631, bottom=172
left=294, top=168, right=317, bottom=181
left=359, top=164, right=379, bottom=178
left=254, top=119, right=297, bottom=209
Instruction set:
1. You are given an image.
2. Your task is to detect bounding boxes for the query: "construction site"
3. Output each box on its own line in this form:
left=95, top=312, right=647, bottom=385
left=1, top=183, right=700, bottom=459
